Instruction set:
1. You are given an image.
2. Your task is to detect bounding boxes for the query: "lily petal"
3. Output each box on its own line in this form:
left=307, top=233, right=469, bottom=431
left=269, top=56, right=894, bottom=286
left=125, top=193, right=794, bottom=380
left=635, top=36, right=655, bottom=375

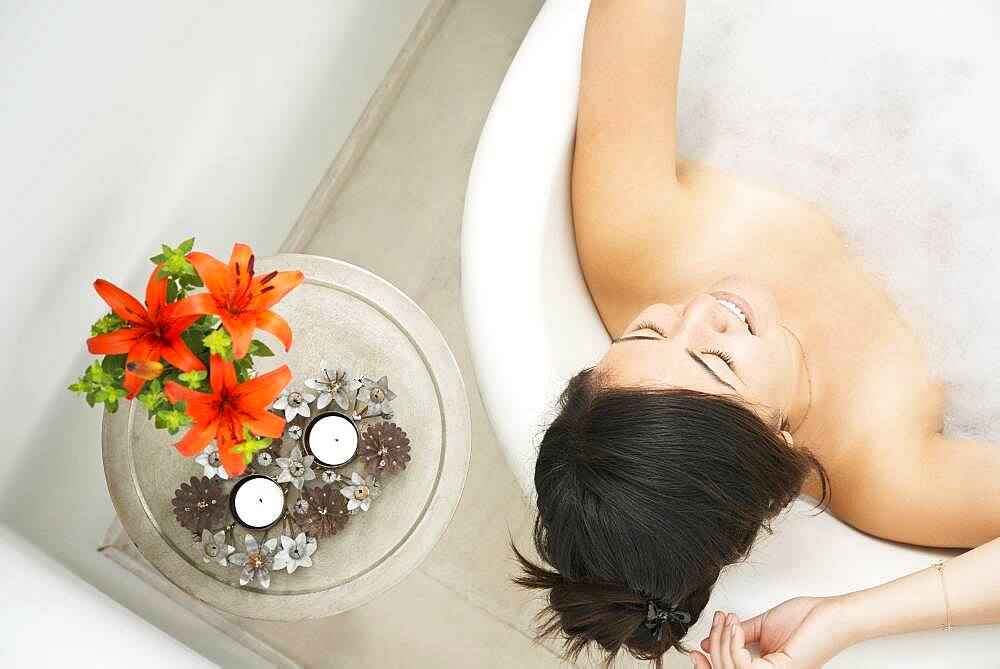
left=159, top=336, right=206, bottom=372
left=249, top=270, right=304, bottom=312
left=163, top=380, right=203, bottom=404
left=93, top=278, right=150, bottom=326
left=217, top=415, right=248, bottom=476
left=229, top=364, right=292, bottom=411
left=162, top=313, right=202, bottom=340
left=185, top=251, right=234, bottom=301
left=254, top=310, right=293, bottom=352
left=239, top=409, right=285, bottom=438
left=173, top=420, right=218, bottom=456
left=86, top=326, right=145, bottom=355
left=169, top=292, right=221, bottom=319
left=228, top=243, right=255, bottom=303
left=123, top=336, right=162, bottom=399
left=144, top=263, right=169, bottom=317
left=219, top=311, right=257, bottom=360
left=207, top=354, right=238, bottom=396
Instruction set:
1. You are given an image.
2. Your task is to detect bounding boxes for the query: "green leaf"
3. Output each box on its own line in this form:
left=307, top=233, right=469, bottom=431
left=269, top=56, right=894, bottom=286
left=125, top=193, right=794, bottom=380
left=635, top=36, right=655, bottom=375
left=90, top=312, right=127, bottom=336
left=156, top=407, right=192, bottom=434
left=232, top=426, right=273, bottom=464
left=85, top=391, right=97, bottom=407
left=249, top=339, right=274, bottom=357
left=153, top=239, right=199, bottom=283
left=105, top=398, right=120, bottom=413
left=178, top=369, right=207, bottom=390
left=203, top=328, right=233, bottom=360
left=138, top=380, right=167, bottom=415
left=101, top=354, right=126, bottom=381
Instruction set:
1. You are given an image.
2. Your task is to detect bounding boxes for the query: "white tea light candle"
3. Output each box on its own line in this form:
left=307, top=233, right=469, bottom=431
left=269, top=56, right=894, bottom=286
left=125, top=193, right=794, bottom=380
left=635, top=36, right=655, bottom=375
left=230, top=475, right=285, bottom=529
left=304, top=411, right=360, bottom=467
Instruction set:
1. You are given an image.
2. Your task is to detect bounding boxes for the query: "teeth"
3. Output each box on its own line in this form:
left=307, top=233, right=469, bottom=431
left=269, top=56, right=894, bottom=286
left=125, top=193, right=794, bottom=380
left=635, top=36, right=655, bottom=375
left=716, top=299, right=749, bottom=326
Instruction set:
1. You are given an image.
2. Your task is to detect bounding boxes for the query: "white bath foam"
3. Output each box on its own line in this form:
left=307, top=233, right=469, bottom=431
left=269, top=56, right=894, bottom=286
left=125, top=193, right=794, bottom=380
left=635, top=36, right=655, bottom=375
left=676, top=1, right=1000, bottom=443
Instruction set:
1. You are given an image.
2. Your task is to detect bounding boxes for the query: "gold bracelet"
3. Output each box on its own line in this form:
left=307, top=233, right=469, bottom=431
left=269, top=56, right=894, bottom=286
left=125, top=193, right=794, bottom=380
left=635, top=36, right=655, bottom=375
left=933, top=560, right=953, bottom=631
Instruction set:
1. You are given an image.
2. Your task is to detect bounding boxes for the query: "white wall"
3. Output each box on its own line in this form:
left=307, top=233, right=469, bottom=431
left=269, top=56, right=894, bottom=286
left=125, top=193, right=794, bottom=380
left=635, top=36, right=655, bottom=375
left=0, top=0, right=431, bottom=664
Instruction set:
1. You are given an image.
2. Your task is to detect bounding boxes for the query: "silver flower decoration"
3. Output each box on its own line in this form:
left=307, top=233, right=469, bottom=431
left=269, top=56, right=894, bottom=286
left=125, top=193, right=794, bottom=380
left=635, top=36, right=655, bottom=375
left=276, top=445, right=316, bottom=489
left=272, top=532, right=318, bottom=574
left=194, top=529, right=235, bottom=566
left=194, top=443, right=229, bottom=480
left=230, top=534, right=278, bottom=589
left=257, top=450, right=274, bottom=467
left=293, top=497, right=309, bottom=514
left=321, top=469, right=340, bottom=484
left=272, top=386, right=316, bottom=422
left=340, top=471, right=381, bottom=512
left=286, top=424, right=303, bottom=441
left=304, top=360, right=362, bottom=412
left=356, top=375, right=396, bottom=417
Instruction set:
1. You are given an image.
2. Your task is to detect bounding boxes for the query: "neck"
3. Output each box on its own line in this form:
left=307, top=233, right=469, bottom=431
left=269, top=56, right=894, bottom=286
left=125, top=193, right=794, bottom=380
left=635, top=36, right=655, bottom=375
left=781, top=323, right=815, bottom=434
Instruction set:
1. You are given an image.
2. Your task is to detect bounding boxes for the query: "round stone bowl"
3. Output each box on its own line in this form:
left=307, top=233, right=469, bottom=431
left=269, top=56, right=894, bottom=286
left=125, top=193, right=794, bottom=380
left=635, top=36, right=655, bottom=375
left=102, top=253, right=471, bottom=620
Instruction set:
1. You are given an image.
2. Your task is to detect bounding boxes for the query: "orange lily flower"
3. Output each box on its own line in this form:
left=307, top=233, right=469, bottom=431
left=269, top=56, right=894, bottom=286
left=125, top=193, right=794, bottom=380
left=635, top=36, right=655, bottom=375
left=170, top=242, right=304, bottom=360
left=87, top=263, right=205, bottom=399
left=164, top=354, right=290, bottom=476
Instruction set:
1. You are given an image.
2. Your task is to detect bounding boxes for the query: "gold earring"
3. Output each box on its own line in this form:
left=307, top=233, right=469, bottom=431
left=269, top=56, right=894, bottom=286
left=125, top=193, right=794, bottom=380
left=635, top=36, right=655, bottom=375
left=780, top=430, right=795, bottom=447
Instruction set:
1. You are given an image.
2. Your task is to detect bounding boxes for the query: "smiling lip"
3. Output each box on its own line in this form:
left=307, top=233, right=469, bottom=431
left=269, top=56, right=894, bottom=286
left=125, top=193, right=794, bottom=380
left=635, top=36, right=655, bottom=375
left=708, top=291, right=757, bottom=335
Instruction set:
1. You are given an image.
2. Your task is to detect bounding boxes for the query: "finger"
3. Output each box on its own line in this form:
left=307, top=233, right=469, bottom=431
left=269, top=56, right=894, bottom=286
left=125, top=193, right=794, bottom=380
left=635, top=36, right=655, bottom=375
left=731, top=617, right=754, bottom=669
left=719, top=613, right=735, bottom=669
left=703, top=610, right=723, bottom=653
left=709, top=610, right=725, bottom=667
left=689, top=650, right=710, bottom=669
left=739, top=611, right=764, bottom=645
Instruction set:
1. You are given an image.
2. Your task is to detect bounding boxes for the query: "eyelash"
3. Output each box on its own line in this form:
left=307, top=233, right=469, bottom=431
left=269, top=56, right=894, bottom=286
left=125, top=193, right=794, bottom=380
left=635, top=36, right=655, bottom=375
left=632, top=320, right=737, bottom=372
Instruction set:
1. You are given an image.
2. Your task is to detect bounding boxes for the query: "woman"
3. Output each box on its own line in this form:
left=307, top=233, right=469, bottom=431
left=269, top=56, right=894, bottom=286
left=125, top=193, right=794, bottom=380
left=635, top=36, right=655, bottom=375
left=509, top=1, right=1000, bottom=667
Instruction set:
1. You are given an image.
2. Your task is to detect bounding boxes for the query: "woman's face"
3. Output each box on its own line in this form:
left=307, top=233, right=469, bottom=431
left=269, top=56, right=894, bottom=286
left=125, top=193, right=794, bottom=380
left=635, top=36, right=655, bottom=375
left=595, top=273, right=801, bottom=428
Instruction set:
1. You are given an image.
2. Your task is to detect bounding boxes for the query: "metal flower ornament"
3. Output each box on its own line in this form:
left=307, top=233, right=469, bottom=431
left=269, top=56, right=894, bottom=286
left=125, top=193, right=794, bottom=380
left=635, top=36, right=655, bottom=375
left=163, top=357, right=412, bottom=591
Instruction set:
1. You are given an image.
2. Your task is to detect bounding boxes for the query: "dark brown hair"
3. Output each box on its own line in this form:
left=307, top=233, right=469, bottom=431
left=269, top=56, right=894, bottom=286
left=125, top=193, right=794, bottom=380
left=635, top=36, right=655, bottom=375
left=509, top=365, right=830, bottom=668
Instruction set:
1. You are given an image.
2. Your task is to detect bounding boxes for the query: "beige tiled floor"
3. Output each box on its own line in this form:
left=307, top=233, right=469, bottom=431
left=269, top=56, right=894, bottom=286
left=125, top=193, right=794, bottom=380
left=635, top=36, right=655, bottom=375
left=292, top=0, right=691, bottom=667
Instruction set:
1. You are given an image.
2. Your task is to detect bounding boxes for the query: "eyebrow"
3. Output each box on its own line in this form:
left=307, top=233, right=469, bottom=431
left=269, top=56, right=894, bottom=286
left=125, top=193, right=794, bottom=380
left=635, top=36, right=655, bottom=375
left=611, top=334, right=740, bottom=393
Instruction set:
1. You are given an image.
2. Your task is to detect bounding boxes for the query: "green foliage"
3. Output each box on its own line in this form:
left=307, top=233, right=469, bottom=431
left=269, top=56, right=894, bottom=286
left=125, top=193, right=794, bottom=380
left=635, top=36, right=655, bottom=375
left=178, top=369, right=208, bottom=390
left=90, top=312, right=127, bottom=336
left=248, top=339, right=274, bottom=357
left=232, top=426, right=273, bottom=464
left=137, top=379, right=168, bottom=418
left=203, top=327, right=233, bottom=360
left=155, top=399, right=192, bottom=434
left=67, top=358, right=128, bottom=413
left=150, top=237, right=203, bottom=302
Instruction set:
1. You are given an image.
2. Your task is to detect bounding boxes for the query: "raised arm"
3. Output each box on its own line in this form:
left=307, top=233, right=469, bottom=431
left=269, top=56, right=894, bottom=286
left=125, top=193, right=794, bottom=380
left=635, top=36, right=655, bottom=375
left=571, top=0, right=695, bottom=311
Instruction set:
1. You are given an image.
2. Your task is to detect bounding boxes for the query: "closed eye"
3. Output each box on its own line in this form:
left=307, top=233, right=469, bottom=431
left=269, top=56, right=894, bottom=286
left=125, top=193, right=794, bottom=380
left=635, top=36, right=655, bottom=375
left=632, top=321, right=739, bottom=375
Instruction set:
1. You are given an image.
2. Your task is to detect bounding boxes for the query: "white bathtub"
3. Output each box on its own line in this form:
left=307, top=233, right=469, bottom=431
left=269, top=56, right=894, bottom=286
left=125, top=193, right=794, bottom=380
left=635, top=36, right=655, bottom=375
left=461, top=0, right=1000, bottom=665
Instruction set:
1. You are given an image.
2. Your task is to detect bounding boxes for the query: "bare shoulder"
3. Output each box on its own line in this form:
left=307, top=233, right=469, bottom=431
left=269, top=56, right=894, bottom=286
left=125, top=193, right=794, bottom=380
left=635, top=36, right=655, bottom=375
left=579, top=158, right=845, bottom=338
left=824, top=425, right=1000, bottom=548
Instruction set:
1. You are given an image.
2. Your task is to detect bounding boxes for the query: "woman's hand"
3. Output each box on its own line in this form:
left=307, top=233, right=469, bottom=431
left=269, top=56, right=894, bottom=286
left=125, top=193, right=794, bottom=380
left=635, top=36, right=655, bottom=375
left=689, top=596, right=855, bottom=669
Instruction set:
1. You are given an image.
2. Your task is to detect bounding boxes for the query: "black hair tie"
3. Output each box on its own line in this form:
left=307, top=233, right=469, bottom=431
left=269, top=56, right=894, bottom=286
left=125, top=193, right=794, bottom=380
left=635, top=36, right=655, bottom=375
left=643, top=598, right=692, bottom=641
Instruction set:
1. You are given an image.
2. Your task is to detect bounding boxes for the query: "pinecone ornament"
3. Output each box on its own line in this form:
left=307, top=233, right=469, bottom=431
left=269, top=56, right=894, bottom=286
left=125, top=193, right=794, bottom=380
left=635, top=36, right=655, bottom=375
left=171, top=475, right=225, bottom=533
left=359, top=421, right=411, bottom=475
left=294, top=484, right=351, bottom=538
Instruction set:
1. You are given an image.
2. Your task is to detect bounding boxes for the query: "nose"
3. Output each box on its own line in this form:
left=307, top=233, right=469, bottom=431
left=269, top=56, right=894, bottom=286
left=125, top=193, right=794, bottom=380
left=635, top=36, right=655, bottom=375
left=673, top=294, right=732, bottom=337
